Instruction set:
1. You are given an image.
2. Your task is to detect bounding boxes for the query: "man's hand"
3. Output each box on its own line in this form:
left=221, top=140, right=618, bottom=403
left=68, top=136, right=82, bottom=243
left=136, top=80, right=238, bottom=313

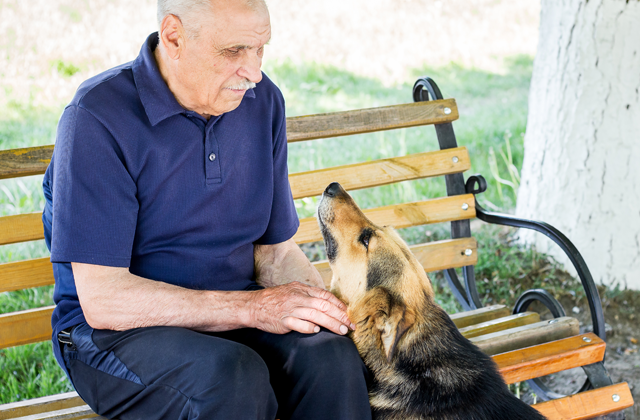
left=254, top=238, right=325, bottom=289
left=248, top=281, right=354, bottom=335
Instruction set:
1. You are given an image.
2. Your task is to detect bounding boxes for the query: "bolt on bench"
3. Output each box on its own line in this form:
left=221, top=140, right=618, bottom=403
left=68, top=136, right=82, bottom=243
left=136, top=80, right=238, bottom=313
left=0, top=77, right=634, bottom=419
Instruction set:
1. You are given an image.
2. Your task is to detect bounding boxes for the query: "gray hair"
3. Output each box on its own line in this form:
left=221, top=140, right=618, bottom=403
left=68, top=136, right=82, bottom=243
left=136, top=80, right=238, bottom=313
left=157, top=0, right=268, bottom=39
left=157, top=0, right=213, bottom=39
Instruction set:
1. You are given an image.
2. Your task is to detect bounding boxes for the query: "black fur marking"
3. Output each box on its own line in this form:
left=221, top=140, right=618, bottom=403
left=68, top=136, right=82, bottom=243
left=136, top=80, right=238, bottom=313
left=371, top=302, right=547, bottom=420
left=319, top=219, right=338, bottom=262
left=366, top=251, right=404, bottom=290
left=399, top=246, right=413, bottom=262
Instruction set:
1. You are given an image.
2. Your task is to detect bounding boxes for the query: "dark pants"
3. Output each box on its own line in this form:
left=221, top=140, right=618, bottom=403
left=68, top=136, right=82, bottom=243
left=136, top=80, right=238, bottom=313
left=62, top=323, right=372, bottom=420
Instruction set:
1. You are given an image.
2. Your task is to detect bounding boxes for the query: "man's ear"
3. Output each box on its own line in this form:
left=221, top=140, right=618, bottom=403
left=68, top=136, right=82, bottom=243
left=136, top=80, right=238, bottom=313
left=159, top=14, right=186, bottom=59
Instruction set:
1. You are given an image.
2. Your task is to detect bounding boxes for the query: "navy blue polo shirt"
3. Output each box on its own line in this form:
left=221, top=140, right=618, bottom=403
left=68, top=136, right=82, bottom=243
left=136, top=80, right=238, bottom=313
left=42, top=33, right=299, bottom=374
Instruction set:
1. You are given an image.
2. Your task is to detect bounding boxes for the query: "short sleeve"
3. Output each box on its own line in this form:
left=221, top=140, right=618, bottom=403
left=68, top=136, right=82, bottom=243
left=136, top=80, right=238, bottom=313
left=50, top=105, right=139, bottom=266
left=254, top=96, right=300, bottom=245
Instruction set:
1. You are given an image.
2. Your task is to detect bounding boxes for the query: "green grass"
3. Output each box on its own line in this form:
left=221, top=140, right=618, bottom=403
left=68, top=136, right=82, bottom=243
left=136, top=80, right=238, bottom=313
left=0, top=57, right=535, bottom=404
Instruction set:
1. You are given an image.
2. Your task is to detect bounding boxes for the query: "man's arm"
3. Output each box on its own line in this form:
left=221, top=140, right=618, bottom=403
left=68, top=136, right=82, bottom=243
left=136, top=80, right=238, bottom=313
left=254, top=238, right=325, bottom=289
left=73, top=253, right=353, bottom=336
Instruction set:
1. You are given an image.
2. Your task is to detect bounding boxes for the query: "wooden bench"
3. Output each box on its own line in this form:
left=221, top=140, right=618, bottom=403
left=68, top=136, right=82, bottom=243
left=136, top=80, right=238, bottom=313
left=0, top=77, right=633, bottom=419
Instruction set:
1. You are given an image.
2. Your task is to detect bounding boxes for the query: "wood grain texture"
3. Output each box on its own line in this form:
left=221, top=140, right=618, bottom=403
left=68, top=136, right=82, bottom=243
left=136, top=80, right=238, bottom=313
left=293, top=195, right=476, bottom=244
left=0, top=212, right=44, bottom=246
left=0, top=258, right=55, bottom=294
left=448, top=305, right=512, bottom=328
left=532, top=382, right=633, bottom=420
left=286, top=99, right=459, bottom=142
left=0, top=306, right=55, bottom=350
left=4, top=406, right=104, bottom=420
left=0, top=393, right=84, bottom=420
left=0, top=102, right=459, bottom=180
left=290, top=147, right=470, bottom=199
left=495, top=333, right=606, bottom=384
left=314, top=237, right=478, bottom=288
left=0, top=146, right=54, bottom=180
left=459, top=312, right=541, bottom=339
left=472, top=317, right=580, bottom=356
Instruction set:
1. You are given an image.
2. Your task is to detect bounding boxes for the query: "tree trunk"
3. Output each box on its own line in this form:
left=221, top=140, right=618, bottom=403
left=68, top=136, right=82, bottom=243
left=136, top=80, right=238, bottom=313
left=516, top=0, right=640, bottom=289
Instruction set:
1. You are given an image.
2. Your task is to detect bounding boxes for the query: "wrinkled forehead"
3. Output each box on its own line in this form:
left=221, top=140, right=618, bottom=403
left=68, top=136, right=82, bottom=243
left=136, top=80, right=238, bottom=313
left=206, top=0, right=271, bottom=47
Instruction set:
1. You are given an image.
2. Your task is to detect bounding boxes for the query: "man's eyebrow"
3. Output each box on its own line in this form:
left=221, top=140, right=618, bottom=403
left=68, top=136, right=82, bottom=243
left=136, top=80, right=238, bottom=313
left=223, top=37, right=271, bottom=50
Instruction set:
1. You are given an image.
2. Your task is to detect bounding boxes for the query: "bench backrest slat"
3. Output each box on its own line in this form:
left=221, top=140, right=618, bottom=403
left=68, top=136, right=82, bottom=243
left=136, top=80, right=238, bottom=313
left=0, top=237, right=477, bottom=350
left=0, top=98, right=474, bottom=350
left=0, top=257, right=54, bottom=294
left=0, top=145, right=55, bottom=180
left=0, top=212, right=44, bottom=246
left=294, top=195, right=476, bottom=244
left=0, top=149, right=472, bottom=247
left=286, top=99, right=458, bottom=142
left=0, top=306, right=55, bottom=349
left=0, top=100, right=458, bottom=180
left=291, top=147, right=469, bottom=199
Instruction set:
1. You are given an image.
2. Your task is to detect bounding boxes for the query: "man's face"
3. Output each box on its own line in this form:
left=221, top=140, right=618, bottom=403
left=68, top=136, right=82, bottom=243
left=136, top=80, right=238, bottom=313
left=175, top=2, right=271, bottom=117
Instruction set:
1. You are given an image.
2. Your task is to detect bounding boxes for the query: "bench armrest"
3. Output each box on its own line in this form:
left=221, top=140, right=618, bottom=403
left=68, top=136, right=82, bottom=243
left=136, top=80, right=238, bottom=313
left=473, top=198, right=606, bottom=342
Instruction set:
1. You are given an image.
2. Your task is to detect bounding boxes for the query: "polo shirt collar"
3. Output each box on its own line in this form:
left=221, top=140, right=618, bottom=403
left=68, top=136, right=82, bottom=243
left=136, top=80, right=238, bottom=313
left=132, top=32, right=256, bottom=127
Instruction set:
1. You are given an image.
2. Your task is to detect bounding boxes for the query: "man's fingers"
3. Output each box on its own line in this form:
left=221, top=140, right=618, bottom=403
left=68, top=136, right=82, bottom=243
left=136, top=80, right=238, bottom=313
left=283, top=316, right=320, bottom=334
left=293, top=308, right=349, bottom=336
left=302, top=295, right=353, bottom=329
left=305, top=285, right=348, bottom=311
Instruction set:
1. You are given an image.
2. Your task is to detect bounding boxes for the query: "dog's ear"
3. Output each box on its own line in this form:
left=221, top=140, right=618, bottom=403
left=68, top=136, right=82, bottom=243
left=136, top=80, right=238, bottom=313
left=354, top=287, right=415, bottom=363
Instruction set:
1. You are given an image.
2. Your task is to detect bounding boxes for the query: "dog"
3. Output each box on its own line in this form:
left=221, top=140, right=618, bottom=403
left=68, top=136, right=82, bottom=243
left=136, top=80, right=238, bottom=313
left=317, top=182, right=547, bottom=420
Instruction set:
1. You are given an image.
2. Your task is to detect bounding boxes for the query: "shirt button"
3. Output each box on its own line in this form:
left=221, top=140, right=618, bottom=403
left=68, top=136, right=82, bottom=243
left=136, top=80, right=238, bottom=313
left=208, top=153, right=216, bottom=161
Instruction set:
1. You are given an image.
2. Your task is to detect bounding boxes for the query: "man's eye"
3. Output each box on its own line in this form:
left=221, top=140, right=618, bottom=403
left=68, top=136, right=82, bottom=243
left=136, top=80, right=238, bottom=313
left=226, top=49, right=240, bottom=55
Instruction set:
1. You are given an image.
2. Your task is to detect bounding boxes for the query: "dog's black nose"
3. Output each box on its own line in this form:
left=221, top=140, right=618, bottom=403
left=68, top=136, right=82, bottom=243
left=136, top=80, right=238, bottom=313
left=324, top=182, right=342, bottom=197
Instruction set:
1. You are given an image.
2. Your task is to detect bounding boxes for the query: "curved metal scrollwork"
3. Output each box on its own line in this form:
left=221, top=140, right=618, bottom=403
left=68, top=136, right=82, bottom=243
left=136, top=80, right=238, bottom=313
left=512, top=289, right=583, bottom=401
left=413, top=77, right=444, bottom=102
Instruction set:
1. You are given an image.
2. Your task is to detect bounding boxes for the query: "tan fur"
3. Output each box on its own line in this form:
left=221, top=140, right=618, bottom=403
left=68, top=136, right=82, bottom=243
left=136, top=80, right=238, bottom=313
left=317, top=183, right=547, bottom=420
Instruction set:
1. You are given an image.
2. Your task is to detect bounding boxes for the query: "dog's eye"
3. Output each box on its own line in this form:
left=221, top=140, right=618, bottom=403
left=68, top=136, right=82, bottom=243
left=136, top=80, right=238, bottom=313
left=359, top=228, right=373, bottom=249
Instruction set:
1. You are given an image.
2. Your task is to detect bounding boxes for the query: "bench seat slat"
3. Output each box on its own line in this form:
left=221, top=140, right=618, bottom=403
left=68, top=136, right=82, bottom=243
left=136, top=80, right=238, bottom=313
left=471, top=317, right=580, bottom=356
left=448, top=305, right=511, bottom=328
left=293, top=195, right=476, bottom=244
left=0, top=334, right=621, bottom=420
left=495, top=333, right=605, bottom=384
left=0, top=258, right=54, bottom=294
left=0, top=392, right=85, bottom=420
left=459, top=312, right=541, bottom=339
left=315, top=237, right=477, bottom=288
left=6, top=384, right=633, bottom=420
left=290, top=147, right=470, bottom=200
left=286, top=99, right=459, bottom=142
left=0, top=213, right=44, bottom=246
left=8, top=405, right=103, bottom=420
left=532, top=382, right=633, bottom=420
left=0, top=306, right=55, bottom=350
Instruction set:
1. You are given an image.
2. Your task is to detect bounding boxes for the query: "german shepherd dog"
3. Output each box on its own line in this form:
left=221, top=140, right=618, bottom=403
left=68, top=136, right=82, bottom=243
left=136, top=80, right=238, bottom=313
left=317, top=182, right=547, bottom=420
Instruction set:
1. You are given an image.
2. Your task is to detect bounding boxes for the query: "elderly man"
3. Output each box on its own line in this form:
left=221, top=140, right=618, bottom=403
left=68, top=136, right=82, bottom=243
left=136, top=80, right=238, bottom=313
left=41, top=0, right=371, bottom=419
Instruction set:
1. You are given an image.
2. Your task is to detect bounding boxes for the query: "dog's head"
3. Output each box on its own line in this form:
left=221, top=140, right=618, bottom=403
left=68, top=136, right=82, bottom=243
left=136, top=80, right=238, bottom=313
left=318, top=182, right=434, bottom=362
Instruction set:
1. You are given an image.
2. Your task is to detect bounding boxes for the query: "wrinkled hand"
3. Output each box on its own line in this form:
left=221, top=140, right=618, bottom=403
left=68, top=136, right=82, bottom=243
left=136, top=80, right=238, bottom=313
left=249, top=281, right=355, bottom=335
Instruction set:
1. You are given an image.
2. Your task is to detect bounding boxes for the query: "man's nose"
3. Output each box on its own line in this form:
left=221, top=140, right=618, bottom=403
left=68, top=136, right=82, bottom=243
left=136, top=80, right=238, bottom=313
left=238, top=52, right=263, bottom=84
